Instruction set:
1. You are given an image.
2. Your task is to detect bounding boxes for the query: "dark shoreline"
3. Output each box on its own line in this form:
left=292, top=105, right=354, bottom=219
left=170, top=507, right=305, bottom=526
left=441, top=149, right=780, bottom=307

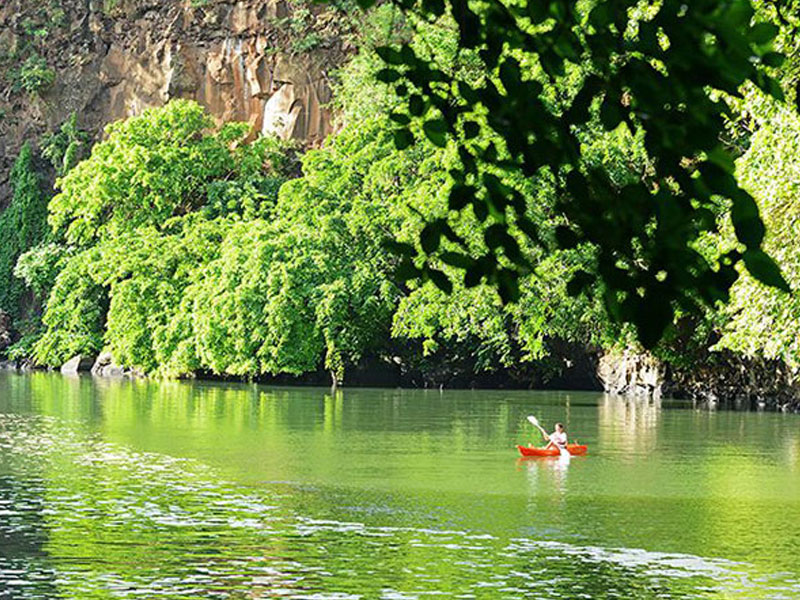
left=3, top=353, right=799, bottom=414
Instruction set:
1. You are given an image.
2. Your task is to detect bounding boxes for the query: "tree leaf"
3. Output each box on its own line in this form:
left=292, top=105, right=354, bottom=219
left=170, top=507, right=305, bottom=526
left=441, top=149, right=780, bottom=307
left=761, top=52, right=785, bottom=68
left=396, top=259, right=422, bottom=281
left=497, top=269, right=520, bottom=303
left=427, top=268, right=453, bottom=294
left=749, top=22, right=779, bottom=45
left=409, top=95, right=426, bottom=117
left=394, top=128, right=414, bottom=150
left=599, top=93, right=623, bottom=131
left=420, top=222, right=441, bottom=253
left=731, top=193, right=763, bottom=249
left=449, top=184, right=473, bottom=210
left=383, top=240, right=415, bottom=257
left=389, top=112, right=410, bottom=125
left=440, top=251, right=473, bottom=269
left=743, top=249, right=790, bottom=292
left=463, top=120, right=480, bottom=139
left=555, top=226, right=579, bottom=249
left=423, top=119, right=448, bottom=147
left=375, top=46, right=403, bottom=65
left=566, top=270, right=595, bottom=297
left=376, top=69, right=401, bottom=83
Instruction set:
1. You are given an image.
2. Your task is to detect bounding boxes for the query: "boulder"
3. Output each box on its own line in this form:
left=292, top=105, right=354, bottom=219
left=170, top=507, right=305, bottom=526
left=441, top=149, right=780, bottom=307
left=0, top=359, right=17, bottom=370
left=61, top=354, right=96, bottom=375
left=18, top=359, right=36, bottom=372
left=91, top=351, right=111, bottom=375
left=91, top=351, right=126, bottom=377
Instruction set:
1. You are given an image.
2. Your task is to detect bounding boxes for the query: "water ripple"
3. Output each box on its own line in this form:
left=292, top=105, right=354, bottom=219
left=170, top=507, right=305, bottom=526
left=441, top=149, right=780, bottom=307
left=1, top=413, right=797, bottom=599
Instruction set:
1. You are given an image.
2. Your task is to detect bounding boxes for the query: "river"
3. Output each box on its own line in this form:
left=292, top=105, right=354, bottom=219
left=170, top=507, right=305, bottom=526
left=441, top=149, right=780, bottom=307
left=0, top=372, right=798, bottom=599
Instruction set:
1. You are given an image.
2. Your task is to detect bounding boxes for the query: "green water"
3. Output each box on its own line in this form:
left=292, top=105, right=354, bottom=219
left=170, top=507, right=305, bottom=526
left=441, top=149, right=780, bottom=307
left=0, top=372, right=798, bottom=599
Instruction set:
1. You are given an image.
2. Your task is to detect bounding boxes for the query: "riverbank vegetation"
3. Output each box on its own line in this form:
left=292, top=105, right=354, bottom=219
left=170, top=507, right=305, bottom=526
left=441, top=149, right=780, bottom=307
left=1, top=1, right=799, bottom=392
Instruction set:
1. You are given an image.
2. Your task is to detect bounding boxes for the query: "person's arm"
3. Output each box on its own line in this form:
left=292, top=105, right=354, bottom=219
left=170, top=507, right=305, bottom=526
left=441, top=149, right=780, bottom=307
left=535, top=424, right=550, bottom=441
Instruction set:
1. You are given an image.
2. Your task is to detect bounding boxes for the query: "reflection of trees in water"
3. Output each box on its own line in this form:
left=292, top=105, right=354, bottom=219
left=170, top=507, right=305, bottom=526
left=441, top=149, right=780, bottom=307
left=501, top=538, right=782, bottom=600
left=3, top=373, right=800, bottom=598
left=788, top=437, right=799, bottom=472
left=598, top=393, right=661, bottom=455
left=0, top=478, right=59, bottom=599
left=0, top=416, right=59, bottom=599
left=0, top=410, right=301, bottom=598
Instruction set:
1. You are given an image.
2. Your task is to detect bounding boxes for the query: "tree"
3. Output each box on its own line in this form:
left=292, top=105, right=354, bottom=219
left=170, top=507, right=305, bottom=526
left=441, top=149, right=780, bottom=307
left=361, top=0, right=792, bottom=347
left=0, top=144, right=48, bottom=320
left=47, top=99, right=268, bottom=247
left=30, top=100, right=297, bottom=369
left=715, top=93, right=800, bottom=367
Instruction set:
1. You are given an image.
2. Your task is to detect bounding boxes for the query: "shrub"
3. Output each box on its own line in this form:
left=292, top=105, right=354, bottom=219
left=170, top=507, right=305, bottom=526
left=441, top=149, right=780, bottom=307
left=9, top=55, right=55, bottom=94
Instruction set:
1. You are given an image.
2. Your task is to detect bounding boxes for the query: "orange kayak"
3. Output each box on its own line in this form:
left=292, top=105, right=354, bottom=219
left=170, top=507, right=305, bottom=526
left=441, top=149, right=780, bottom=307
left=516, top=444, right=588, bottom=457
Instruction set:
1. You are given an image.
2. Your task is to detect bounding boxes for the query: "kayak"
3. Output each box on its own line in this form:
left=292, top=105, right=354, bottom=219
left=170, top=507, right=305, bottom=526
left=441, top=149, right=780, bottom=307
left=516, top=444, right=588, bottom=457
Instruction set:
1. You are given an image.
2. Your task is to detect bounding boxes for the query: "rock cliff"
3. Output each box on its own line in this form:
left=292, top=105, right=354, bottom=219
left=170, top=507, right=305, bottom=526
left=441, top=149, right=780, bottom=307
left=0, top=0, right=356, bottom=206
left=597, top=347, right=800, bottom=412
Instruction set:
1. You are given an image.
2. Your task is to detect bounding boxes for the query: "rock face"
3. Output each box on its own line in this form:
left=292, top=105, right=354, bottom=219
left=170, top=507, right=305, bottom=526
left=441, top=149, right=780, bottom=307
left=60, top=354, right=97, bottom=375
left=597, top=347, right=800, bottom=412
left=662, top=349, right=800, bottom=411
left=597, top=349, right=663, bottom=397
left=0, top=0, right=354, bottom=208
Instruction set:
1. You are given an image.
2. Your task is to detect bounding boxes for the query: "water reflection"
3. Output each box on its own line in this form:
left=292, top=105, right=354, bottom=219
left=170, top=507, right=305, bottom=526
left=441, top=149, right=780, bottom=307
left=598, top=393, right=661, bottom=456
left=2, top=411, right=797, bottom=599
left=1, top=372, right=799, bottom=599
left=519, top=454, right=571, bottom=497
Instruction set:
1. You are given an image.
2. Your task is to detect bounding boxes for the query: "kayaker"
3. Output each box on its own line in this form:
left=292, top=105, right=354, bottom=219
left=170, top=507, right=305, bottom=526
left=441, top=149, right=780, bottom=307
left=544, top=423, right=568, bottom=451
left=530, top=421, right=567, bottom=450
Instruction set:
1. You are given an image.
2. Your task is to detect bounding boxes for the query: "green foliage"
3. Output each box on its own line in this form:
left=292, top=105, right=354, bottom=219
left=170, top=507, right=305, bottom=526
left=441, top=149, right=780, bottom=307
left=41, top=113, right=91, bottom=177
left=331, top=6, right=409, bottom=123
left=26, top=18, right=619, bottom=379
left=715, top=93, right=800, bottom=366
left=202, top=135, right=301, bottom=220
left=21, top=18, right=48, bottom=39
left=31, top=250, right=107, bottom=365
left=49, top=100, right=259, bottom=246
left=93, top=216, right=226, bottom=374
left=0, top=144, right=48, bottom=320
left=365, top=0, right=791, bottom=348
left=291, top=32, right=323, bottom=53
left=335, top=31, right=619, bottom=374
left=14, top=242, right=75, bottom=300
left=115, top=117, right=408, bottom=378
left=6, top=329, right=41, bottom=362
left=18, top=4, right=800, bottom=384
left=9, top=54, right=55, bottom=94
left=271, top=1, right=361, bottom=54
left=753, top=0, right=800, bottom=92
left=32, top=101, right=309, bottom=372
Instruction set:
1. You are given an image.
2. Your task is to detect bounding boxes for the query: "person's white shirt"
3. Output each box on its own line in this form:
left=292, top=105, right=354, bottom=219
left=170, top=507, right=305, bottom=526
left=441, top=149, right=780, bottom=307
left=549, top=431, right=567, bottom=447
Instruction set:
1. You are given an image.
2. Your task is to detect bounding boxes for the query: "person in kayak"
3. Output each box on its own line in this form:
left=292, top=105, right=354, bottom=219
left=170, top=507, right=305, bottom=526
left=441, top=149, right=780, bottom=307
left=530, top=421, right=567, bottom=450
left=544, top=422, right=568, bottom=451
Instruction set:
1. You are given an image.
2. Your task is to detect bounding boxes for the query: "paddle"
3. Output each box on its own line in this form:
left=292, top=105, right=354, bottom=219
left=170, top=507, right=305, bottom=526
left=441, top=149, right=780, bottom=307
left=527, top=415, right=569, bottom=457
left=527, top=415, right=547, bottom=438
